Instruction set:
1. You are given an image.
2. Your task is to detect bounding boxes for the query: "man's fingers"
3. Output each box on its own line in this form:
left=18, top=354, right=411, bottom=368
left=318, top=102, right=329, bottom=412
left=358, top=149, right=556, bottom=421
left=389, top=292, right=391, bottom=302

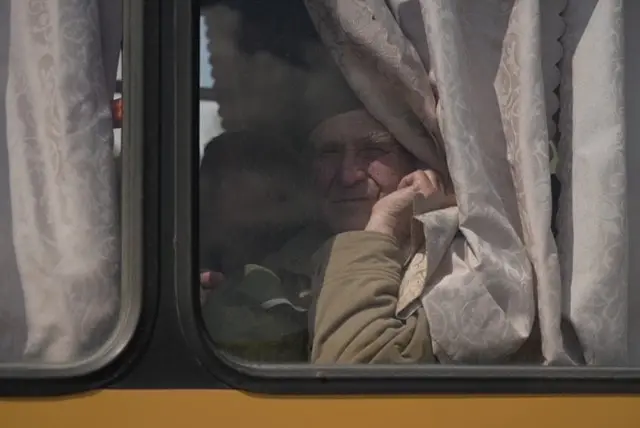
left=414, top=174, right=438, bottom=197
left=200, top=270, right=225, bottom=305
left=423, top=170, right=444, bottom=192
left=397, top=173, right=415, bottom=190
left=399, top=170, right=442, bottom=191
left=406, top=171, right=439, bottom=197
left=200, top=271, right=211, bottom=285
left=397, top=169, right=452, bottom=202
left=200, top=270, right=224, bottom=289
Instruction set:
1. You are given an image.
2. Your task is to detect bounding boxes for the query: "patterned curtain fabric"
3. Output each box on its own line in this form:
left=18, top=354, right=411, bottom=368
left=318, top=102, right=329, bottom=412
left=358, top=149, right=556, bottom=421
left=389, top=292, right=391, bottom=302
left=1, top=0, right=122, bottom=363
left=556, top=0, right=627, bottom=365
left=305, top=0, right=628, bottom=365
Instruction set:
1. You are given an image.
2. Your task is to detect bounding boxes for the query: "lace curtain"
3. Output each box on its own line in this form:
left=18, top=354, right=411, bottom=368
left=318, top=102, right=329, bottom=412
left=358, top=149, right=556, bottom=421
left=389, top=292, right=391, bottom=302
left=305, top=0, right=629, bottom=365
left=0, top=0, right=122, bottom=363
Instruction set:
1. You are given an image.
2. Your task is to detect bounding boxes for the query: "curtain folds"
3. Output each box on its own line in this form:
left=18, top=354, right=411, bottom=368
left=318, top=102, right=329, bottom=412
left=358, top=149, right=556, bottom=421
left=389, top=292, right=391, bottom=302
left=1, top=0, right=122, bottom=363
left=305, top=0, right=629, bottom=365
left=1, top=0, right=630, bottom=366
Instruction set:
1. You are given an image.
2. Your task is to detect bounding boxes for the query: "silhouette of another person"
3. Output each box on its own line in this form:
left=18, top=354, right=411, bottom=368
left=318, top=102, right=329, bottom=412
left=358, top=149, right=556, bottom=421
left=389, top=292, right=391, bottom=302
left=199, top=131, right=326, bottom=362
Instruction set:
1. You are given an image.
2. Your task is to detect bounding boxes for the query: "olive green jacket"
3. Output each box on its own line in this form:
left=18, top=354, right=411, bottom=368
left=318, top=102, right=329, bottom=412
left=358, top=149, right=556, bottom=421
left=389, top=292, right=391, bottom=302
left=310, top=231, right=436, bottom=364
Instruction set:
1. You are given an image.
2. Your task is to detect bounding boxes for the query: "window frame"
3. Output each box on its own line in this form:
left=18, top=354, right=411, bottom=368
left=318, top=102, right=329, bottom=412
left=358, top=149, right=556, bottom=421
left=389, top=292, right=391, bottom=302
left=3, top=0, right=639, bottom=395
left=176, top=0, right=640, bottom=395
left=0, top=0, right=159, bottom=394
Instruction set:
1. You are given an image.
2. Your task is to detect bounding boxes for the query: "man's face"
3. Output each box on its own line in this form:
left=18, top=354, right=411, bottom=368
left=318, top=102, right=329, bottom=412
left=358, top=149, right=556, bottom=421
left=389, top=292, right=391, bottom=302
left=311, top=110, right=416, bottom=233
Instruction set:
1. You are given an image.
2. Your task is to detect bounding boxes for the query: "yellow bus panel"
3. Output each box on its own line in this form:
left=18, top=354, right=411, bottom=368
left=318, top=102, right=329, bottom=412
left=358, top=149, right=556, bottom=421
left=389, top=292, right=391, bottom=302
left=1, top=390, right=638, bottom=428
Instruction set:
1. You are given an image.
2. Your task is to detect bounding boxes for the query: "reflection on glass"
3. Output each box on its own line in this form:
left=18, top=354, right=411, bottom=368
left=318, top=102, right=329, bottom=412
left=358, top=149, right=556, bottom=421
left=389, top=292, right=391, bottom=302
left=199, top=15, right=223, bottom=160
left=199, top=0, right=631, bottom=367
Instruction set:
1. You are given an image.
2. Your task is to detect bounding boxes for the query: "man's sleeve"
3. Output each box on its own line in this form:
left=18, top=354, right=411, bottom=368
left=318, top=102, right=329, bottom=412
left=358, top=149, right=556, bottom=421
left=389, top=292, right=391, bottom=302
left=311, top=231, right=435, bottom=364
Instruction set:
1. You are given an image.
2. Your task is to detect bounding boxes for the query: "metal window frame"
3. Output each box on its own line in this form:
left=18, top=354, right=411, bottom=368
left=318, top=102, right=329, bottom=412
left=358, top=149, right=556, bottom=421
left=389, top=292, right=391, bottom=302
left=172, top=0, right=640, bottom=395
left=0, top=0, right=159, bottom=393
left=3, top=0, right=640, bottom=396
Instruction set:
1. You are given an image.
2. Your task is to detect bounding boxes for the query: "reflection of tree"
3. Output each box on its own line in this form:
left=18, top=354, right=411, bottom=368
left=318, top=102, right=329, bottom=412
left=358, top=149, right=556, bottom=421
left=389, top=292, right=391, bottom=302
left=202, top=0, right=361, bottom=148
left=202, top=0, right=319, bottom=65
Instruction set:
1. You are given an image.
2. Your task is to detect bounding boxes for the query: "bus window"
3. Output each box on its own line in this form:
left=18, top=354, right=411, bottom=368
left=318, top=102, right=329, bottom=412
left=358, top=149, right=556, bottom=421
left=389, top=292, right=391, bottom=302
left=0, top=0, right=140, bottom=374
left=196, top=0, right=635, bottom=369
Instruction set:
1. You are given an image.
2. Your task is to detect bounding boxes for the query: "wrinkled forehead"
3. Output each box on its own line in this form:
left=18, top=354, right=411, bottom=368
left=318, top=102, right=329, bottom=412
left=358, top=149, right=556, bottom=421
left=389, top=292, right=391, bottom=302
left=309, top=109, right=395, bottom=148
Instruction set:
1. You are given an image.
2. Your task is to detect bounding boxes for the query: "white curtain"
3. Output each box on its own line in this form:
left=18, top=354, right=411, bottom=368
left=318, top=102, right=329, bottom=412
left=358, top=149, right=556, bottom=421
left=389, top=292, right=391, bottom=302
left=0, top=0, right=122, bottom=363
left=556, top=0, right=627, bottom=365
left=306, top=0, right=629, bottom=365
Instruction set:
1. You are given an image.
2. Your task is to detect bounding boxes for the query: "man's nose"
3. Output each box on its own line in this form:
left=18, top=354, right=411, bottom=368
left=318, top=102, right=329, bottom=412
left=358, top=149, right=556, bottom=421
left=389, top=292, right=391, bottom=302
left=338, top=151, right=366, bottom=186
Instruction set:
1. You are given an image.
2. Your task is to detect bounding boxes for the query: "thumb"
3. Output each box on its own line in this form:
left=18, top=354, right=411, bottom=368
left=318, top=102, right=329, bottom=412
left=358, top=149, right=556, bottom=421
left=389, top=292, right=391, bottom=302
left=384, top=185, right=417, bottom=205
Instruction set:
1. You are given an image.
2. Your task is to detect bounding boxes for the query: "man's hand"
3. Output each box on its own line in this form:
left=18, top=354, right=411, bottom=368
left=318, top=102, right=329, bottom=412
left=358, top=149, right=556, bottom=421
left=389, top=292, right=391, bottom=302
left=200, top=270, right=225, bottom=305
left=365, top=170, right=452, bottom=241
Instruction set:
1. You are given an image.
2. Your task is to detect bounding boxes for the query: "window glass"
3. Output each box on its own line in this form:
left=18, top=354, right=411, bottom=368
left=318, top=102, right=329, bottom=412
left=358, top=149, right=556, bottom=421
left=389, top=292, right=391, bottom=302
left=199, top=0, right=632, bottom=367
left=0, top=1, right=138, bottom=371
left=199, top=15, right=223, bottom=161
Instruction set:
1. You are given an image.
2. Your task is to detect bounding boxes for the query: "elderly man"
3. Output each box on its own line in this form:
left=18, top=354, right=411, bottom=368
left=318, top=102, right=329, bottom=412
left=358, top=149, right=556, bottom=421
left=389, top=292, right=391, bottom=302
left=200, top=107, right=448, bottom=364
left=308, top=108, right=452, bottom=364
